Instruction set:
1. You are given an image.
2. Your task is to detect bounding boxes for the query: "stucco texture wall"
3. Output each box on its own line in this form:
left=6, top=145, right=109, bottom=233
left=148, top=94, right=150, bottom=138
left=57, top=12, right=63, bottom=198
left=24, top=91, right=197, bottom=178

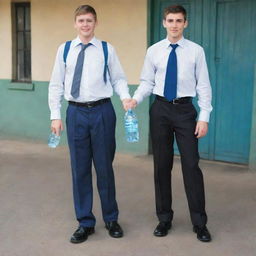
left=0, top=0, right=150, bottom=155
left=0, top=0, right=147, bottom=84
left=0, top=0, right=147, bottom=83
left=0, top=0, right=12, bottom=78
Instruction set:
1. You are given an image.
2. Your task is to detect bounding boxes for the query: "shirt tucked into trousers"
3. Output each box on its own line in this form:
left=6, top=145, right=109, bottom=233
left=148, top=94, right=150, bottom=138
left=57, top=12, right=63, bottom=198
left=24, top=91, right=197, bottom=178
left=66, top=101, right=118, bottom=227
left=49, top=36, right=130, bottom=227
left=134, top=37, right=212, bottom=227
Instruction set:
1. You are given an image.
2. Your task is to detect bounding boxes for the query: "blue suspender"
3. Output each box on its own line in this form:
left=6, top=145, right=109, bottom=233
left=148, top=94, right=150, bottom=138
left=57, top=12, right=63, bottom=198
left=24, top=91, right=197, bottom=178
left=63, top=40, right=109, bottom=83
left=101, top=41, right=108, bottom=84
left=63, top=40, right=71, bottom=65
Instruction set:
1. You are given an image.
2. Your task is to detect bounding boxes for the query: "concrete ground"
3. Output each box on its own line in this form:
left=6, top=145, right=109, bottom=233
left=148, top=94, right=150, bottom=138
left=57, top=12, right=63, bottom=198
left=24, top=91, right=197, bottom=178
left=0, top=139, right=255, bottom=256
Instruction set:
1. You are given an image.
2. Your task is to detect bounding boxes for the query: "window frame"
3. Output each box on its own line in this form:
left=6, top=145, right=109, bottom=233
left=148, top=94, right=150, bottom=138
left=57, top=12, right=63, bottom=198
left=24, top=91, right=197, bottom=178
left=11, top=2, right=31, bottom=83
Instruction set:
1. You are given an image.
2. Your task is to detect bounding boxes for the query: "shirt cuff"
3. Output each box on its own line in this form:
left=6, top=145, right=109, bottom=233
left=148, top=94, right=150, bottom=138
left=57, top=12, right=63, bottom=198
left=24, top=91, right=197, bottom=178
left=132, top=94, right=143, bottom=105
left=119, top=93, right=131, bottom=101
left=198, top=109, right=210, bottom=123
left=50, top=110, right=61, bottom=120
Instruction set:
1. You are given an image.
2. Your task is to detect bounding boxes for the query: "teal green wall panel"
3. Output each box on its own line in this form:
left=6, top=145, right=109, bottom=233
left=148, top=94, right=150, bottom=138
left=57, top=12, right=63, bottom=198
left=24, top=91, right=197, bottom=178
left=0, top=80, right=150, bottom=154
left=249, top=65, right=256, bottom=171
left=0, top=80, right=54, bottom=143
left=212, top=0, right=256, bottom=164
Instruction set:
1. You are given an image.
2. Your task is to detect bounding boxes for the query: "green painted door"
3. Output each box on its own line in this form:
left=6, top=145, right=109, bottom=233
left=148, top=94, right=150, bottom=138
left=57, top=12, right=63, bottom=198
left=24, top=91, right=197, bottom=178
left=150, top=0, right=256, bottom=163
left=210, top=0, right=256, bottom=163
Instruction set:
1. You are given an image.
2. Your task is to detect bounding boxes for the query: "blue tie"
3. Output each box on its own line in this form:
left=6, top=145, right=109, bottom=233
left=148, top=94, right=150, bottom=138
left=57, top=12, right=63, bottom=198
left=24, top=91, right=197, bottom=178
left=164, top=44, right=179, bottom=101
left=71, top=43, right=91, bottom=98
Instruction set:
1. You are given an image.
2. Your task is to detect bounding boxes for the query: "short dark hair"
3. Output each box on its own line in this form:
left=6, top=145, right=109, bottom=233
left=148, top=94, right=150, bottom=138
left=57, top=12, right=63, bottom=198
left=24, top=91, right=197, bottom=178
left=163, top=5, right=187, bottom=20
left=74, top=5, right=97, bottom=21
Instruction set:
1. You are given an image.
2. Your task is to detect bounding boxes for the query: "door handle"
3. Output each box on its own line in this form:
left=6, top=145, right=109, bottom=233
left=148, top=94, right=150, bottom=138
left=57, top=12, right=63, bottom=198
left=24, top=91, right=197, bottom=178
left=214, top=57, right=221, bottom=63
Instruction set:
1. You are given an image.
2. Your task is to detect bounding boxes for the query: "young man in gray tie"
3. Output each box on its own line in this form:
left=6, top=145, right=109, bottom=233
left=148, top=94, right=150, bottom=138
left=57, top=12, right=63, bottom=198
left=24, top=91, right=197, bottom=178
left=128, top=5, right=213, bottom=242
left=48, top=5, right=131, bottom=243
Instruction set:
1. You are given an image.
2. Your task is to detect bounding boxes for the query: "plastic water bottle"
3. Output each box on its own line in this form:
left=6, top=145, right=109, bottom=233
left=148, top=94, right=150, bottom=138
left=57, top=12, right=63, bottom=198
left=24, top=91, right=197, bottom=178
left=124, top=109, right=139, bottom=143
left=48, top=133, right=60, bottom=148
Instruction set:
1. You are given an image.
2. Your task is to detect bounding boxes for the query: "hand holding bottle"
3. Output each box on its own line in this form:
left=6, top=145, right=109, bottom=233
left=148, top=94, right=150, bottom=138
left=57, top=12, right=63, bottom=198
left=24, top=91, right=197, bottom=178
left=51, top=119, right=64, bottom=136
left=48, top=119, right=63, bottom=148
left=125, top=99, right=137, bottom=110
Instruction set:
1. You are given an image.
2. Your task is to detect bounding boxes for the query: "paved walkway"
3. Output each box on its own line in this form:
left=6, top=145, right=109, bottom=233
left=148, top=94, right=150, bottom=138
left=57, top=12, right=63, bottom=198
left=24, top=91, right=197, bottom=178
left=0, top=140, right=255, bottom=256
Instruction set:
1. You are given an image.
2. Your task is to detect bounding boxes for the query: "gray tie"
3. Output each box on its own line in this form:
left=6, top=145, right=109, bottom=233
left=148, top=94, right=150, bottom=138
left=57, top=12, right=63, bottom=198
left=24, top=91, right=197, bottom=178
left=71, top=43, right=91, bottom=98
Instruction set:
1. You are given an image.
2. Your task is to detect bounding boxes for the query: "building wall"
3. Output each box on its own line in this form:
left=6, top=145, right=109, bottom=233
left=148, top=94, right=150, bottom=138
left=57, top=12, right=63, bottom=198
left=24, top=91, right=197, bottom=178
left=1, top=0, right=256, bottom=169
left=0, top=0, right=12, bottom=78
left=0, top=0, right=150, bottom=154
left=0, top=0, right=147, bottom=83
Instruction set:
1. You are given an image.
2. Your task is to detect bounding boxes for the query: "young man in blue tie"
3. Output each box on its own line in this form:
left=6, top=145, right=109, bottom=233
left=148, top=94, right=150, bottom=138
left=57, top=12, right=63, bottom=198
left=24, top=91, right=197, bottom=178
left=128, top=5, right=213, bottom=242
left=48, top=5, right=131, bottom=243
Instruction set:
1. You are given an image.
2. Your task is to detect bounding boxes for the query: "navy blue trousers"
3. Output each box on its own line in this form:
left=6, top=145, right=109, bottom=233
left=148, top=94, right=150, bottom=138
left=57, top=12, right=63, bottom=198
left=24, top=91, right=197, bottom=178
left=66, top=100, right=119, bottom=227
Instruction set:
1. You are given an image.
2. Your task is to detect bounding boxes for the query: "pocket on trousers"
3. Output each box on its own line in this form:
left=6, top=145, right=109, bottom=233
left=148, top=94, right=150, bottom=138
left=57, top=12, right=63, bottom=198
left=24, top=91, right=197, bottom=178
left=177, top=103, right=196, bottom=115
left=149, top=100, right=157, bottom=115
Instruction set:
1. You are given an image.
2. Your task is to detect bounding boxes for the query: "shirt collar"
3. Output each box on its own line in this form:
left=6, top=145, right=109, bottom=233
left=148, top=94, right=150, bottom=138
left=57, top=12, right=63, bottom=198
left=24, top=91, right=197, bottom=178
left=72, top=36, right=101, bottom=49
left=164, top=36, right=186, bottom=49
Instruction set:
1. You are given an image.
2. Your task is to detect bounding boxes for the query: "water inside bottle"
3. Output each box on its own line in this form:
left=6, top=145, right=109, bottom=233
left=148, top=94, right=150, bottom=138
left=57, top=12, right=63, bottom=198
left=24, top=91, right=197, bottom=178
left=48, top=133, right=60, bottom=148
left=124, top=110, right=139, bottom=143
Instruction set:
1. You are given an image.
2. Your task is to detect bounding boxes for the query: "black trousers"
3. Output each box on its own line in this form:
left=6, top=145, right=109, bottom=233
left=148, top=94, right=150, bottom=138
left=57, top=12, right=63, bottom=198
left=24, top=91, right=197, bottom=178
left=150, top=97, right=207, bottom=227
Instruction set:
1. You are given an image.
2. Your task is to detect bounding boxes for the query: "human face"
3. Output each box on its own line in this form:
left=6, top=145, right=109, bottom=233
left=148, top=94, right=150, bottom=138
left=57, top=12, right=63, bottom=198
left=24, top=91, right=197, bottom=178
left=74, top=13, right=97, bottom=42
left=163, top=12, right=188, bottom=42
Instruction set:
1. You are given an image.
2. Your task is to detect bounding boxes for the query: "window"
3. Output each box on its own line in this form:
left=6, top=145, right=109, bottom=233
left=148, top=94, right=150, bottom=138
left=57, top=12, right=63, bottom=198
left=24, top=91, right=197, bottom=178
left=12, top=3, right=31, bottom=82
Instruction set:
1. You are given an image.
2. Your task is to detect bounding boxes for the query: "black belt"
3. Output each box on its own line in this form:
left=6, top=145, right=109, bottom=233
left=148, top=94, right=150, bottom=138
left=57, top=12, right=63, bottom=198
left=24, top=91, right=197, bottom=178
left=69, top=98, right=110, bottom=108
left=156, top=95, right=192, bottom=104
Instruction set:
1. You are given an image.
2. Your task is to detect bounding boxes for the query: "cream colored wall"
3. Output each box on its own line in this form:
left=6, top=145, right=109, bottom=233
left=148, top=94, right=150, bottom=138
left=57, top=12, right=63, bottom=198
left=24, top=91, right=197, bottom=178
left=32, top=0, right=147, bottom=84
left=0, top=1, right=12, bottom=79
left=0, top=0, right=147, bottom=83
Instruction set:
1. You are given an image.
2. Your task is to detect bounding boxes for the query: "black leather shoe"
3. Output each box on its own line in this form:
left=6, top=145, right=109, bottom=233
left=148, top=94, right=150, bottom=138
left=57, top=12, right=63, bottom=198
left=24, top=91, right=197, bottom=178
left=153, top=221, right=172, bottom=237
left=105, top=221, right=123, bottom=238
left=70, top=226, right=95, bottom=243
left=193, top=226, right=211, bottom=242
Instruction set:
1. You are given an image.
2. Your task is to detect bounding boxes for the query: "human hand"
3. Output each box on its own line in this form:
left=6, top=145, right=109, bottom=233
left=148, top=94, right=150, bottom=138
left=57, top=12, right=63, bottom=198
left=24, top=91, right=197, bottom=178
left=130, top=99, right=137, bottom=109
left=122, top=99, right=132, bottom=111
left=194, top=121, right=208, bottom=138
left=51, top=119, right=64, bottom=136
left=125, top=99, right=137, bottom=110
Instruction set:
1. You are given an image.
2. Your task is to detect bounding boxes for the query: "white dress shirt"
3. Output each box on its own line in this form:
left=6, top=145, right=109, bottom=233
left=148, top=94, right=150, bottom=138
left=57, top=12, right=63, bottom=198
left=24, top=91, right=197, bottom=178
left=133, top=37, right=213, bottom=122
left=49, top=36, right=130, bottom=120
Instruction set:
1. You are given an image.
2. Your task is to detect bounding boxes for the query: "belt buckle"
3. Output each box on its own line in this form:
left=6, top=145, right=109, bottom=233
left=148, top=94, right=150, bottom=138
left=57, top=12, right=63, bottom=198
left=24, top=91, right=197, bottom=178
left=172, top=98, right=179, bottom=105
left=87, top=102, right=94, bottom=108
